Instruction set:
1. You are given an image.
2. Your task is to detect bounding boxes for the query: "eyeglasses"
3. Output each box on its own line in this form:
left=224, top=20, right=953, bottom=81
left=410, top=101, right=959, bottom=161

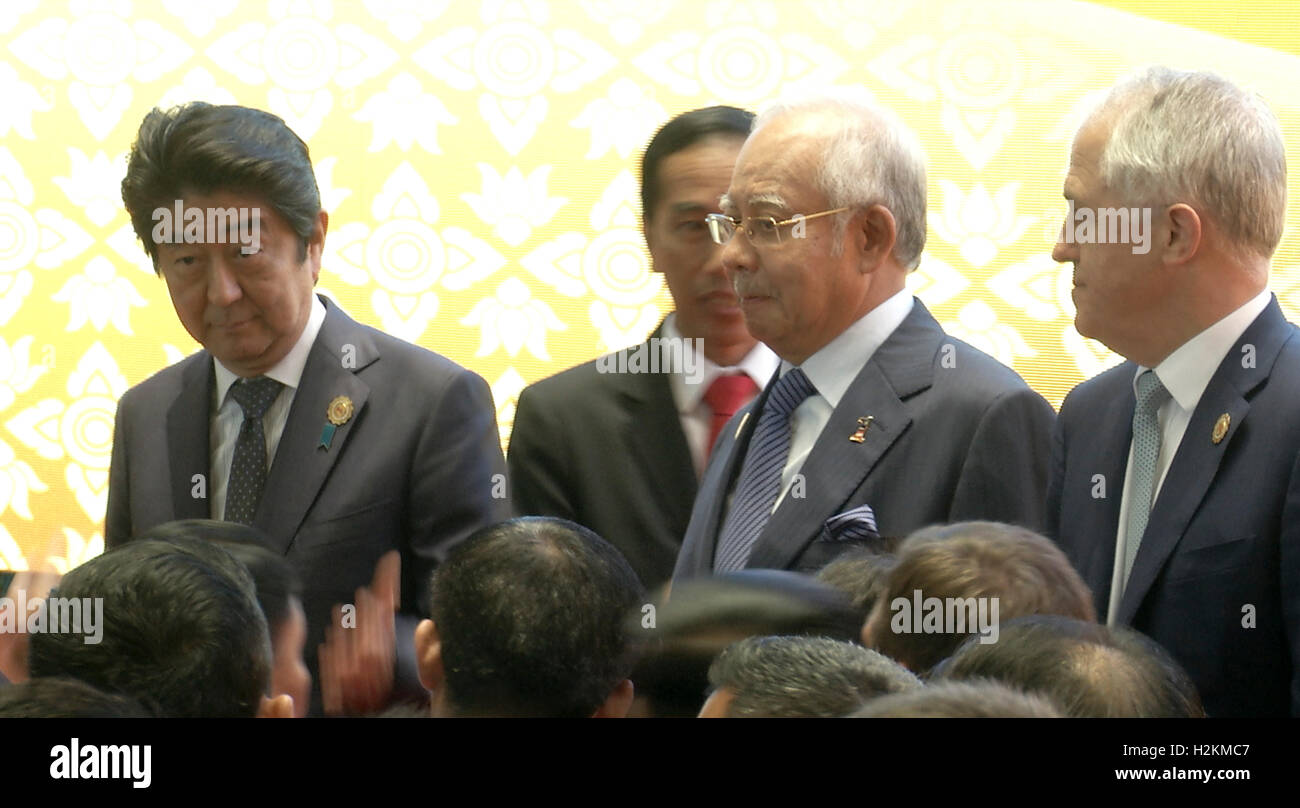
left=705, top=207, right=849, bottom=246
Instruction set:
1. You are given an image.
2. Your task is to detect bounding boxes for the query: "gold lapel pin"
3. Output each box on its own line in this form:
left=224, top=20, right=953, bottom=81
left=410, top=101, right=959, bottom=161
left=1211, top=413, right=1230, bottom=445
left=850, top=416, right=874, bottom=443
left=734, top=411, right=751, bottom=439
left=319, top=395, right=355, bottom=450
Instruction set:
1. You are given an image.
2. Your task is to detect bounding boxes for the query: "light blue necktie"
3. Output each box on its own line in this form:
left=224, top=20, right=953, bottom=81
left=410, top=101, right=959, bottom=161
left=1122, top=370, right=1170, bottom=587
left=713, top=368, right=817, bottom=572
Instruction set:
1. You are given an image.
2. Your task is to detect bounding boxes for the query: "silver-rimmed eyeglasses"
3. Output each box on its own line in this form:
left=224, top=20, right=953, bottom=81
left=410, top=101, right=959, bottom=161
left=705, top=207, right=849, bottom=246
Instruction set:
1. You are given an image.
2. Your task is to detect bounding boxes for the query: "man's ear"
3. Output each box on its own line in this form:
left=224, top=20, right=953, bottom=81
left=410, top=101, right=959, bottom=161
left=592, top=679, right=635, bottom=718
left=307, top=209, right=329, bottom=284
left=414, top=618, right=444, bottom=692
left=855, top=204, right=898, bottom=272
left=1162, top=202, right=1202, bottom=265
left=257, top=694, right=294, bottom=719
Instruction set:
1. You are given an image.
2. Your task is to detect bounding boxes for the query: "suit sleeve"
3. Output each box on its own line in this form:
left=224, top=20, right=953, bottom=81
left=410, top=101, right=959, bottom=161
left=949, top=386, right=1056, bottom=532
left=1282, top=447, right=1300, bottom=716
left=506, top=385, right=578, bottom=522
left=405, top=368, right=510, bottom=614
left=104, top=393, right=133, bottom=548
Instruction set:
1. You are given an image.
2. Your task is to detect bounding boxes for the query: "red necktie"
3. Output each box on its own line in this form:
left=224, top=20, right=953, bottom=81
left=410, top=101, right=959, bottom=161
left=703, top=373, right=760, bottom=459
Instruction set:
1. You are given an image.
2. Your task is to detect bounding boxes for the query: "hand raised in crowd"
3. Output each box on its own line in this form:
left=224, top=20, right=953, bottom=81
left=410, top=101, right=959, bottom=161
left=319, top=551, right=399, bottom=716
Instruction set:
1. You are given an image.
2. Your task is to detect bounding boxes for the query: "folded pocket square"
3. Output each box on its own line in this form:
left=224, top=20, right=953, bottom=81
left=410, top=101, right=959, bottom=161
left=820, top=504, right=880, bottom=543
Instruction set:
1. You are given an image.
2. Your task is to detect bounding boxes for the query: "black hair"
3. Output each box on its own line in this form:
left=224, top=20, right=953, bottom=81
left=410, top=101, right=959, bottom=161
left=28, top=536, right=272, bottom=717
left=138, top=519, right=302, bottom=634
left=428, top=517, right=645, bottom=717
left=640, top=105, right=753, bottom=223
left=121, top=102, right=320, bottom=267
left=0, top=677, right=153, bottom=718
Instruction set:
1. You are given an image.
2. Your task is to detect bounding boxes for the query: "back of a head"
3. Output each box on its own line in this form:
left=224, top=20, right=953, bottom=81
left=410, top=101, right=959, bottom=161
left=938, top=615, right=1205, bottom=718
left=707, top=635, right=920, bottom=718
left=816, top=547, right=899, bottom=622
left=428, top=517, right=645, bottom=717
left=868, top=521, right=1096, bottom=673
left=1092, top=66, right=1286, bottom=260
left=0, top=677, right=152, bottom=718
left=629, top=571, right=862, bottom=716
left=139, top=520, right=303, bottom=635
left=28, top=537, right=272, bottom=718
left=121, top=101, right=321, bottom=266
left=850, top=680, right=1062, bottom=718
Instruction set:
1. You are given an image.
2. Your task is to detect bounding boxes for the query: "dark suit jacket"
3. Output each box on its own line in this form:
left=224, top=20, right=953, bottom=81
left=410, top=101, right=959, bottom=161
left=508, top=322, right=698, bottom=587
left=674, top=298, right=1056, bottom=580
left=105, top=295, right=510, bottom=705
left=1047, top=297, right=1300, bottom=717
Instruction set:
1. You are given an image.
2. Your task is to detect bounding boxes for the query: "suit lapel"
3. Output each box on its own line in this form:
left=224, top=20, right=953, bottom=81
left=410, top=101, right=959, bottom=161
left=167, top=355, right=214, bottom=521
left=1073, top=376, right=1135, bottom=612
left=255, top=298, right=375, bottom=555
left=615, top=365, right=697, bottom=532
left=746, top=299, right=940, bottom=571
left=1117, top=299, right=1291, bottom=623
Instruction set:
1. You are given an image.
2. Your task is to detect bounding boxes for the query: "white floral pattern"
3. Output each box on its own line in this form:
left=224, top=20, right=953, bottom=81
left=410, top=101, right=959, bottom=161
left=461, top=277, right=566, bottom=360
left=2, top=0, right=1300, bottom=578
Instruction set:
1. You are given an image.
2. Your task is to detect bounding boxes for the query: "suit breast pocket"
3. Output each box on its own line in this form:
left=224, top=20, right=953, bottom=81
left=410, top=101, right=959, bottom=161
left=1161, top=533, right=1255, bottom=584
left=295, top=498, right=401, bottom=553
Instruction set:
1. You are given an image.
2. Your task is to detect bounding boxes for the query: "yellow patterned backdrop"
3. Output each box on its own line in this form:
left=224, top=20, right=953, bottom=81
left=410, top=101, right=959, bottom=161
left=2, top=0, right=1298, bottom=571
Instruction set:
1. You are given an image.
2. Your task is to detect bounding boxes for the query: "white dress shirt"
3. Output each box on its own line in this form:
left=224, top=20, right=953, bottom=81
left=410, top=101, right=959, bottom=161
left=210, top=295, right=327, bottom=521
left=1107, top=287, right=1271, bottom=624
left=663, top=313, right=779, bottom=477
left=774, top=288, right=914, bottom=510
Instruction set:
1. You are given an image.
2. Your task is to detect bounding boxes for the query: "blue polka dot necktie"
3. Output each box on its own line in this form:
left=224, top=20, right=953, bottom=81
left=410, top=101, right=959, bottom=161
left=224, top=376, right=283, bottom=524
left=713, top=367, right=818, bottom=572
left=1121, top=370, right=1170, bottom=589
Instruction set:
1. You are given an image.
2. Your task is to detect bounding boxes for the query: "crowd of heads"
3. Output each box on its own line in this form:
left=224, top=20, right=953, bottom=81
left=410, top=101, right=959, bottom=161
left=1, top=514, right=1208, bottom=718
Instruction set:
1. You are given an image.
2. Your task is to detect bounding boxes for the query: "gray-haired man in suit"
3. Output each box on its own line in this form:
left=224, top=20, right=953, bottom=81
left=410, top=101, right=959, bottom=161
left=674, top=87, right=1055, bottom=580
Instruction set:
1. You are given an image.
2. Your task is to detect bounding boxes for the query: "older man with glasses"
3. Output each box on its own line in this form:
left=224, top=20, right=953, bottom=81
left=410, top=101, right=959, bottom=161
left=674, top=87, right=1056, bottom=581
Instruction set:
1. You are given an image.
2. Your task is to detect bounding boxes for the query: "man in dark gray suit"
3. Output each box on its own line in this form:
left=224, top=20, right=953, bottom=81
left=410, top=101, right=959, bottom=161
left=1046, top=67, right=1298, bottom=716
left=509, top=107, right=777, bottom=587
left=106, top=103, right=509, bottom=711
left=673, top=88, right=1055, bottom=580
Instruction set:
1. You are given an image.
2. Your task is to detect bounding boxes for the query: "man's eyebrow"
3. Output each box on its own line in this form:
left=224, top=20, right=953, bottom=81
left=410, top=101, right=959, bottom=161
left=669, top=201, right=709, bottom=215
left=747, top=192, right=788, bottom=210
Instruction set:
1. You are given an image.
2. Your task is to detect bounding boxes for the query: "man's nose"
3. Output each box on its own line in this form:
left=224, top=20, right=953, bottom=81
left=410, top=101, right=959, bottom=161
left=720, top=229, right=755, bottom=282
left=1051, top=219, right=1077, bottom=264
left=207, top=256, right=242, bottom=307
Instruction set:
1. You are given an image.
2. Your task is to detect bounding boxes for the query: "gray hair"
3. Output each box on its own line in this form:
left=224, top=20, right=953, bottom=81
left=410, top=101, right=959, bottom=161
left=1091, top=66, right=1286, bottom=259
left=849, top=679, right=1063, bottom=718
left=708, top=635, right=921, bottom=718
left=754, top=87, right=928, bottom=269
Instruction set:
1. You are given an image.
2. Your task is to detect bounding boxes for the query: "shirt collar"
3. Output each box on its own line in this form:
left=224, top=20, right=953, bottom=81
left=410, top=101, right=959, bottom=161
left=791, top=288, right=914, bottom=408
left=1139, top=288, right=1271, bottom=410
left=664, top=313, right=780, bottom=413
left=214, top=294, right=327, bottom=406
